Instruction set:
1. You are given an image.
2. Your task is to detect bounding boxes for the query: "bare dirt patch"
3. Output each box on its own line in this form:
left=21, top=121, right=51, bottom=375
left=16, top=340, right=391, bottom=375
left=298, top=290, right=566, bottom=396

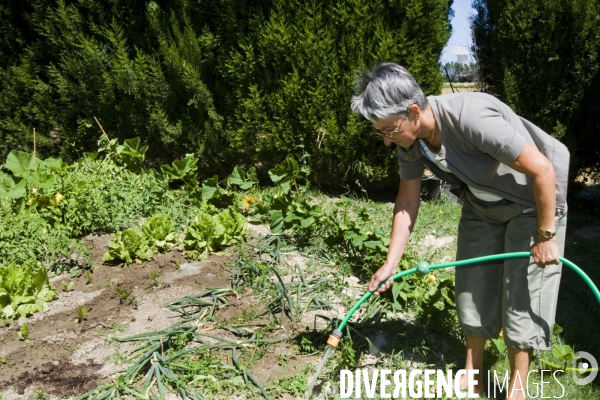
left=418, top=234, right=455, bottom=250
left=0, top=234, right=233, bottom=398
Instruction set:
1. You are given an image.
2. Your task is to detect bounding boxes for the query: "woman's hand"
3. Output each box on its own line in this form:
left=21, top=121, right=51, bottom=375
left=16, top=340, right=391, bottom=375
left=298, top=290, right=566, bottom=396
left=368, top=263, right=398, bottom=295
left=531, top=237, right=560, bottom=269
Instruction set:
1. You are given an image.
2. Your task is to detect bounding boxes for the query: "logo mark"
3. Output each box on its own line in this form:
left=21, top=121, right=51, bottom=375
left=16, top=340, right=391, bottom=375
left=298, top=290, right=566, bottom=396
left=572, top=351, right=598, bottom=385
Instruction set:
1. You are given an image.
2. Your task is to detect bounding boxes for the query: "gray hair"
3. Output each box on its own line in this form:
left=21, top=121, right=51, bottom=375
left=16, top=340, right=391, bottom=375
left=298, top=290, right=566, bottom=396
left=350, top=62, right=428, bottom=121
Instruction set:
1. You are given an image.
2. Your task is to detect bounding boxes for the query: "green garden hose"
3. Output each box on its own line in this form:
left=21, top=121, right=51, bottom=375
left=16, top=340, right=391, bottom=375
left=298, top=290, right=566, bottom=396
left=326, top=252, right=600, bottom=348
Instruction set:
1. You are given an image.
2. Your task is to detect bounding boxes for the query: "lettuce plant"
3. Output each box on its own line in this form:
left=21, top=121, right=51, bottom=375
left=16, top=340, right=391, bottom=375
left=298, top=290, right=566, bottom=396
left=0, top=263, right=58, bottom=319
left=142, top=214, right=176, bottom=252
left=183, top=208, right=247, bottom=260
left=102, top=228, right=154, bottom=266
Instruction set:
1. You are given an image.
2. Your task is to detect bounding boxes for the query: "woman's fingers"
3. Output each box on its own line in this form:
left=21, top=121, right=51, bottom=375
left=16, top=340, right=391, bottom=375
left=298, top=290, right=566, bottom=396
left=369, top=275, right=393, bottom=295
left=531, top=240, right=559, bottom=268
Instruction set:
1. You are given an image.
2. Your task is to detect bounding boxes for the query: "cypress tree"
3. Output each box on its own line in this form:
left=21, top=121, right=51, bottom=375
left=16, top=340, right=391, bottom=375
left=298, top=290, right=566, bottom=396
left=472, top=0, right=600, bottom=176
left=0, top=0, right=453, bottom=187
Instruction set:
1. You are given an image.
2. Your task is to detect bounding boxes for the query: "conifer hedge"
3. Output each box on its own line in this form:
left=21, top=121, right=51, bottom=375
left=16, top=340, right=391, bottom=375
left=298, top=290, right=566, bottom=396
left=472, top=0, right=600, bottom=176
left=0, top=0, right=452, bottom=187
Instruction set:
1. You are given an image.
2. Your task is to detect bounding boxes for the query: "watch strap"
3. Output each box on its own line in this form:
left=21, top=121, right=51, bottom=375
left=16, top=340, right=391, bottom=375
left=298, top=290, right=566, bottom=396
left=537, top=228, right=556, bottom=238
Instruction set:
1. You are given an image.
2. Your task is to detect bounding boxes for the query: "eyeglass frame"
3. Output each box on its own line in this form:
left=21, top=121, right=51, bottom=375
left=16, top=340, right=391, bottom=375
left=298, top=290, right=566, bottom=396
left=372, top=112, right=410, bottom=139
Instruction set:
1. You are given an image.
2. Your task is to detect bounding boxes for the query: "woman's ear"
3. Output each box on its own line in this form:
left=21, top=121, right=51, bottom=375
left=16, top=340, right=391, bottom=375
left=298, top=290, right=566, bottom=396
left=408, top=104, right=421, bottom=120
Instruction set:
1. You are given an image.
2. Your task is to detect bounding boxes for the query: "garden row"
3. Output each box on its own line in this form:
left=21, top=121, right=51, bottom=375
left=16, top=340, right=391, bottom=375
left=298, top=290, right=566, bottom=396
left=0, top=135, right=450, bottom=324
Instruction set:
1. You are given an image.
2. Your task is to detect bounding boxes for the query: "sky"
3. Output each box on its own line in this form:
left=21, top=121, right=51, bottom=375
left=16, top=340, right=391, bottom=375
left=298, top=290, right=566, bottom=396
left=440, top=0, right=475, bottom=64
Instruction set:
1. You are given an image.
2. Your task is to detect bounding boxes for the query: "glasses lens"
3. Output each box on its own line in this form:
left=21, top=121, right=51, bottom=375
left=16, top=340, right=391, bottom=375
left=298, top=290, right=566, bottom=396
left=372, top=129, right=396, bottom=139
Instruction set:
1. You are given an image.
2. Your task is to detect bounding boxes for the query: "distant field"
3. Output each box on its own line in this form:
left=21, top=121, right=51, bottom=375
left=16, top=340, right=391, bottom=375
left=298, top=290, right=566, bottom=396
left=442, top=81, right=478, bottom=94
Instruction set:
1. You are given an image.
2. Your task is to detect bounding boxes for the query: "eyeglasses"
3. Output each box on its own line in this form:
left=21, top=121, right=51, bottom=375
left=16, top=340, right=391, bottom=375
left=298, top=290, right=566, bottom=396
left=372, top=127, right=399, bottom=139
left=372, top=114, right=407, bottom=139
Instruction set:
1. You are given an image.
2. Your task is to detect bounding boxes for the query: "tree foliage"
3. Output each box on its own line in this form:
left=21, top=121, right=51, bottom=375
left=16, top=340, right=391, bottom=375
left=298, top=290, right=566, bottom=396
left=0, top=0, right=453, bottom=187
left=472, top=0, right=600, bottom=175
left=442, top=61, right=478, bottom=82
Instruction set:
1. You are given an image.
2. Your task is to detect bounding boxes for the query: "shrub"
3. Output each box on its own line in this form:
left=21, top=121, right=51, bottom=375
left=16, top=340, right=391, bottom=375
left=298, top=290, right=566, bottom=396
left=0, top=0, right=453, bottom=188
left=472, top=0, right=600, bottom=175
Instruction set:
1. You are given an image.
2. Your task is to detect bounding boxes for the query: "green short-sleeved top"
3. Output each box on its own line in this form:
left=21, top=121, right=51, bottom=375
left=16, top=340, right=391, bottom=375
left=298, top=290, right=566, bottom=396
left=396, top=92, right=569, bottom=210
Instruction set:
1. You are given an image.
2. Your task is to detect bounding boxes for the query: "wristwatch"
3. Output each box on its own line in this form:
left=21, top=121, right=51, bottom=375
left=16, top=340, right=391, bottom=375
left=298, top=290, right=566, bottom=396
left=537, top=228, right=556, bottom=239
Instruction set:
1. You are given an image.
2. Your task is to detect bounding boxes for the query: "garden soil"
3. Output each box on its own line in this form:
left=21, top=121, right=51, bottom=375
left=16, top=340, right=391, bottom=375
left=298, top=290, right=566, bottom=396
left=0, top=229, right=460, bottom=399
left=0, top=234, right=324, bottom=399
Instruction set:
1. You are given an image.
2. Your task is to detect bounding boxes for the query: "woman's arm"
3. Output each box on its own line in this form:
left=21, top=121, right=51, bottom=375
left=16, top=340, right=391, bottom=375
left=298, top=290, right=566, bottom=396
left=368, top=177, right=421, bottom=295
left=508, top=142, right=559, bottom=268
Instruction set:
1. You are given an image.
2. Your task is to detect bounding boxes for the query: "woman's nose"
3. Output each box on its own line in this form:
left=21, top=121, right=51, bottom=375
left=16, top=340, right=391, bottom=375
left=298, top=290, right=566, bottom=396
left=383, top=136, right=394, bottom=146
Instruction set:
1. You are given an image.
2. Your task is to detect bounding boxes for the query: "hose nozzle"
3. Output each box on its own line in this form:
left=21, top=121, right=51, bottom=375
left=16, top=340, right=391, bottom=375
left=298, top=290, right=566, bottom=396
left=327, top=329, right=343, bottom=348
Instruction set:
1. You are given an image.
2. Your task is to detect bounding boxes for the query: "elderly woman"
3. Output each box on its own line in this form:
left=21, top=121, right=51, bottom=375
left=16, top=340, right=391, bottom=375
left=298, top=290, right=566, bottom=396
left=350, top=62, right=569, bottom=399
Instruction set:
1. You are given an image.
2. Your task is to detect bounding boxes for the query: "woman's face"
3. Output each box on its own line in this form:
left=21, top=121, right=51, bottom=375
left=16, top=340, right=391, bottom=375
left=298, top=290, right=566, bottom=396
left=372, top=111, right=419, bottom=148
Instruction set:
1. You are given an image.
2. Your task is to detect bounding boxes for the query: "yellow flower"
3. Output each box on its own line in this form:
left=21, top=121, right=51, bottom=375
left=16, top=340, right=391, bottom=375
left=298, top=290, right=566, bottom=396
left=439, top=209, right=444, bottom=214
left=499, top=330, right=504, bottom=338
left=55, top=193, right=64, bottom=205
left=243, top=196, right=255, bottom=209
left=427, top=274, right=436, bottom=284
left=31, top=188, right=39, bottom=195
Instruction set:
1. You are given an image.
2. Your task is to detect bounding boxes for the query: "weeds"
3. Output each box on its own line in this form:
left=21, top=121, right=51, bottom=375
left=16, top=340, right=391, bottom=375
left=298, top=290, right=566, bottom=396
left=267, top=366, right=310, bottom=397
left=61, top=279, right=74, bottom=292
left=28, top=390, right=50, bottom=400
left=74, top=306, right=87, bottom=324
left=85, top=269, right=93, bottom=285
left=18, top=323, right=29, bottom=342
left=114, top=287, right=138, bottom=309
left=147, top=271, right=160, bottom=288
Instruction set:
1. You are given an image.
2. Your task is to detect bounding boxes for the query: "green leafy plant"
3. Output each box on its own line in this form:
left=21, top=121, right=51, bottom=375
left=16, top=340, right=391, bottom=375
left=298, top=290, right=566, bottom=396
left=226, top=166, right=259, bottom=191
left=0, top=263, right=57, bottom=319
left=268, top=154, right=301, bottom=193
left=29, top=389, right=50, bottom=400
left=3, top=151, right=55, bottom=193
left=0, top=171, right=26, bottom=199
left=141, top=214, right=176, bottom=252
left=1, top=151, right=69, bottom=226
left=268, top=193, right=324, bottom=234
left=549, top=324, right=575, bottom=367
left=201, top=175, right=235, bottom=208
left=552, top=343, right=574, bottom=363
left=491, top=334, right=508, bottom=355
left=160, top=153, right=199, bottom=187
left=62, top=280, right=74, bottom=292
left=418, top=275, right=456, bottom=332
left=323, top=196, right=390, bottom=264
left=183, top=208, right=247, bottom=260
left=74, top=306, right=87, bottom=324
left=18, top=322, right=29, bottom=342
left=98, top=137, right=148, bottom=173
left=115, top=287, right=138, bottom=309
left=103, top=228, right=153, bottom=266
left=85, top=270, right=93, bottom=285
left=267, top=371, right=307, bottom=397
left=147, top=271, right=160, bottom=288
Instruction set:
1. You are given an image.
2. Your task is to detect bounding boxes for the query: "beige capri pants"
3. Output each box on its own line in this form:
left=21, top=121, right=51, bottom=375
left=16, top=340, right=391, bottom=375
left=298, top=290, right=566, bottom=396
left=455, top=190, right=567, bottom=350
